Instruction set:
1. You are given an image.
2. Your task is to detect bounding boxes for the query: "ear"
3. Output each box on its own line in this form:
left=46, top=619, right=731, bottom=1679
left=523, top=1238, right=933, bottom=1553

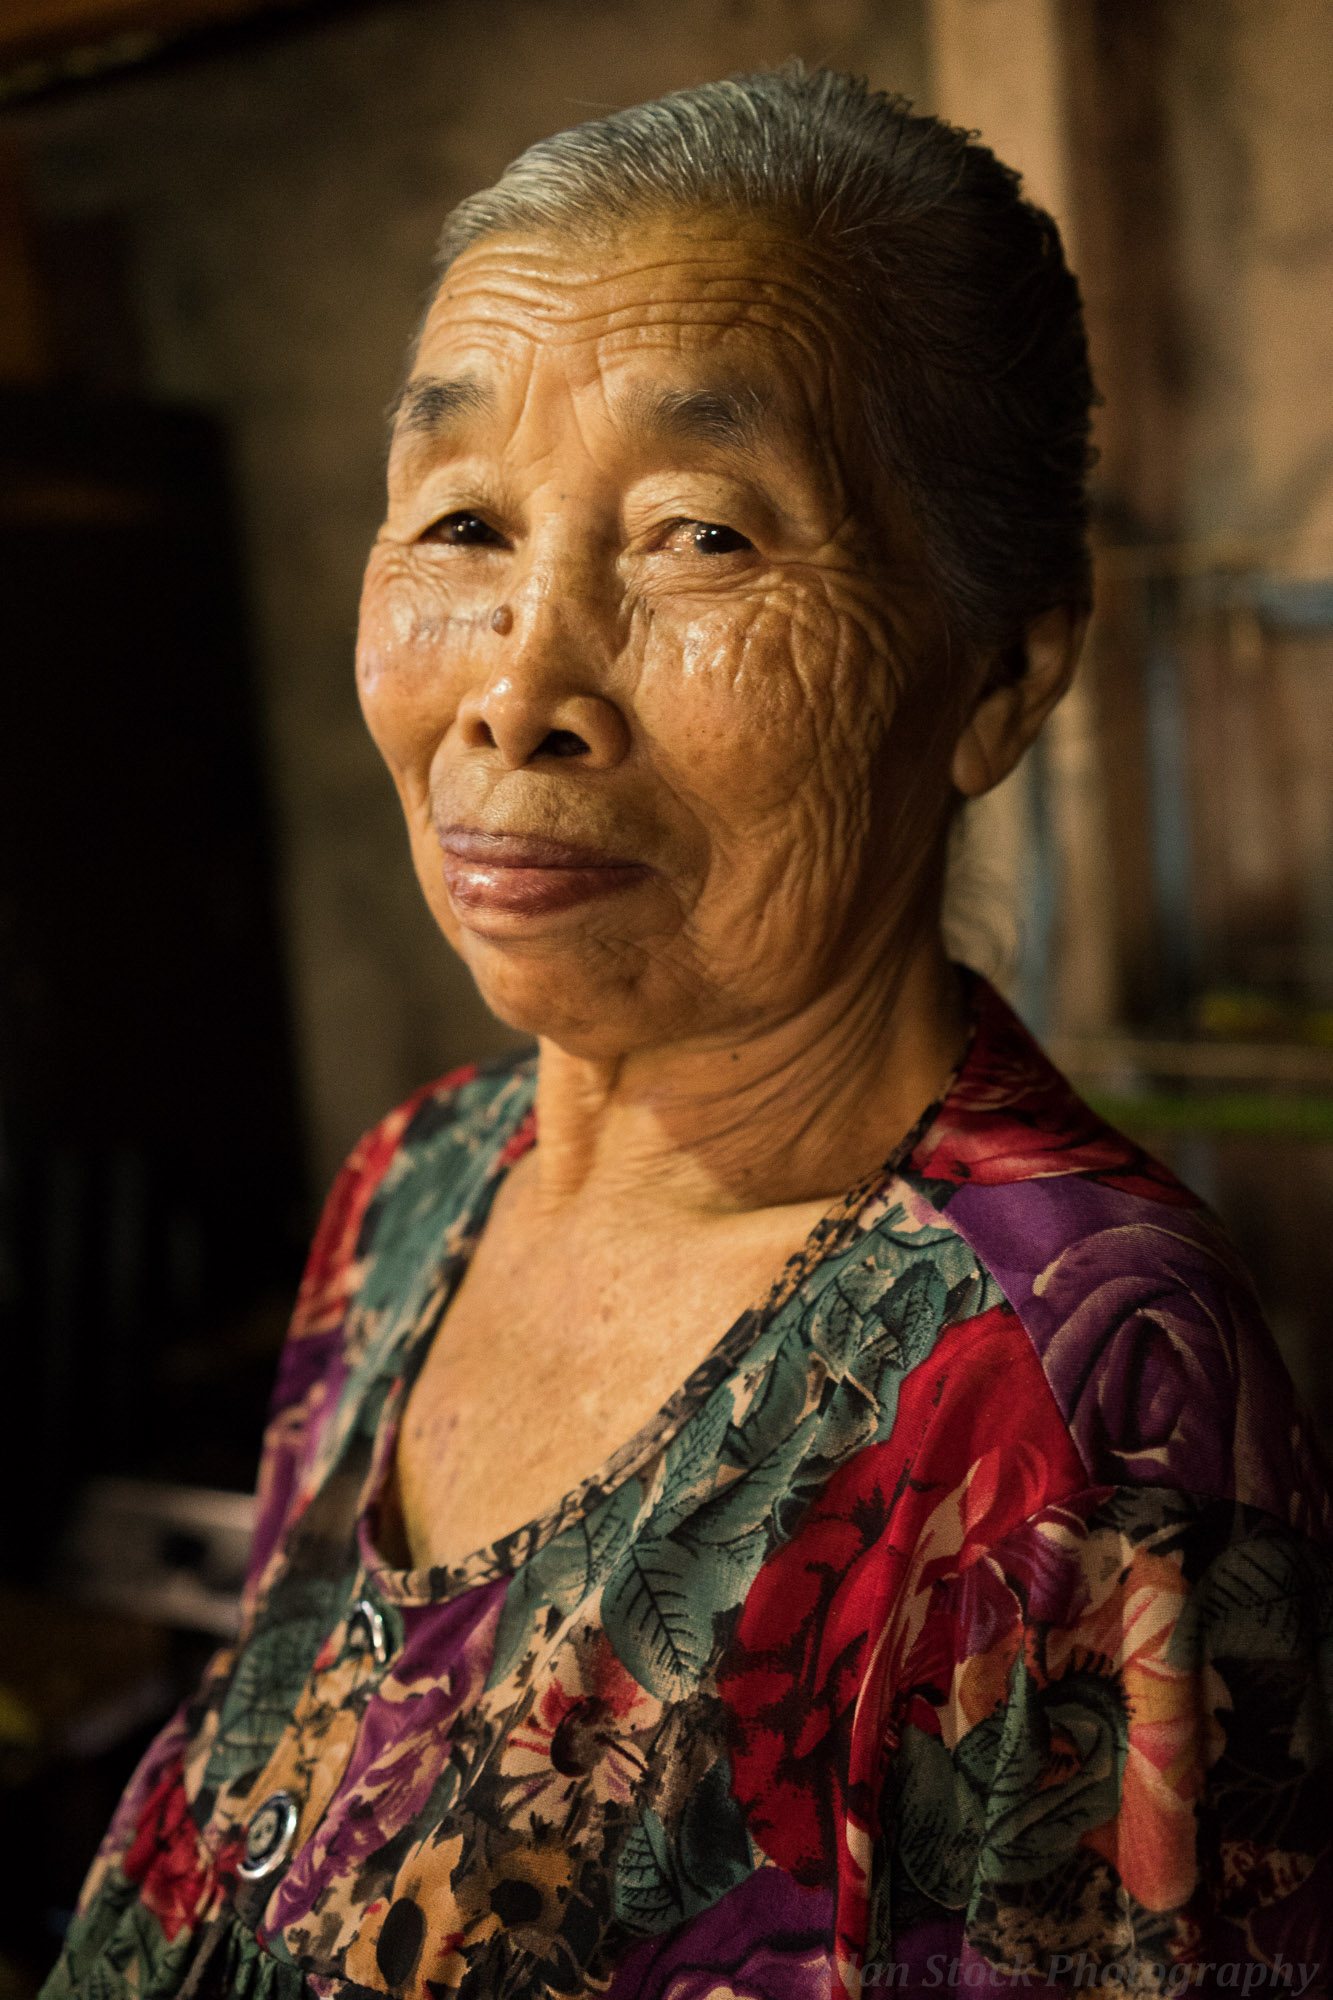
left=950, top=604, right=1088, bottom=799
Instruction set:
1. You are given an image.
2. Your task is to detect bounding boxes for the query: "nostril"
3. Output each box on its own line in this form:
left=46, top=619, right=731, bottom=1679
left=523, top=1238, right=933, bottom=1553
left=538, top=729, right=590, bottom=759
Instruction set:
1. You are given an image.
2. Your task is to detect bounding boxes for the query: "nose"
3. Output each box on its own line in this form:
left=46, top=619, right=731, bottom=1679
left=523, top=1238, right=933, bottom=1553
left=455, top=584, right=631, bottom=772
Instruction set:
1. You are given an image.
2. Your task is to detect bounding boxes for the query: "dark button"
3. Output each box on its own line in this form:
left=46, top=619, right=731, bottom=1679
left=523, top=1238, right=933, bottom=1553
left=347, top=1596, right=389, bottom=1667
left=237, top=1789, right=299, bottom=1880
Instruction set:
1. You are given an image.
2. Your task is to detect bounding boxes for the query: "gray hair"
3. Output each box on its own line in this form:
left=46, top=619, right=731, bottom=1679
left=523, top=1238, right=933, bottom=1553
left=430, top=63, right=1095, bottom=660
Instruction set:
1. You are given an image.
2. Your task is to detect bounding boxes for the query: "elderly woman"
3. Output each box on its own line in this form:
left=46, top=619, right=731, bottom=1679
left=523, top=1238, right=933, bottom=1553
left=48, top=65, right=1332, bottom=2000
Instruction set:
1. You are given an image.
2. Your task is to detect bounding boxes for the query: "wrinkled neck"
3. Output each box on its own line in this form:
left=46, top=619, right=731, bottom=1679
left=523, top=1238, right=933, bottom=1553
left=527, top=924, right=969, bottom=1222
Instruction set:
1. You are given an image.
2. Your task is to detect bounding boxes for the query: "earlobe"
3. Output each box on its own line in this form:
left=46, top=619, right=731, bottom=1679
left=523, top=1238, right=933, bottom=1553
left=949, top=604, right=1086, bottom=799
left=951, top=683, right=1025, bottom=798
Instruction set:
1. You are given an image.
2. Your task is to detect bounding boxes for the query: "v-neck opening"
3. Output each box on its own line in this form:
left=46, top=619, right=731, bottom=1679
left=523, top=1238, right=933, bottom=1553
left=356, top=1023, right=973, bottom=1609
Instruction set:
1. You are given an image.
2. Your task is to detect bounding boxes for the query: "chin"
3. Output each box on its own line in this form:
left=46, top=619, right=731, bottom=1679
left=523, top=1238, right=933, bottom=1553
left=457, top=934, right=674, bottom=1059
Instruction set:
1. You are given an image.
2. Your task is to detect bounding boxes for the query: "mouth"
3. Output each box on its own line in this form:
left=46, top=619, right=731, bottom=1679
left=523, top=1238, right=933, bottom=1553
left=437, top=825, right=651, bottom=917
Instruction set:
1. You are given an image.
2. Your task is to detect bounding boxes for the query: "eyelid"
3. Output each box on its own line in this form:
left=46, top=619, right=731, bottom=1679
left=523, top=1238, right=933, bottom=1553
left=625, top=477, right=777, bottom=549
left=391, top=463, right=515, bottom=534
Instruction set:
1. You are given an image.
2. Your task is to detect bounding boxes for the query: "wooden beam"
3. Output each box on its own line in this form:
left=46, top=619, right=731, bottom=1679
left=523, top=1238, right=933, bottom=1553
left=927, top=0, right=1072, bottom=223
left=927, top=0, right=1121, bottom=1038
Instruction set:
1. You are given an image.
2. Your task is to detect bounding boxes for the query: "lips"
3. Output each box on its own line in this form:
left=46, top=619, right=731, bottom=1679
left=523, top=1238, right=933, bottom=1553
left=437, top=825, right=651, bottom=917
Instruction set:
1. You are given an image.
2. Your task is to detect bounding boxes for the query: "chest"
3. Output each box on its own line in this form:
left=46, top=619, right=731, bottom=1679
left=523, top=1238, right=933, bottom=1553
left=393, top=1182, right=826, bottom=1571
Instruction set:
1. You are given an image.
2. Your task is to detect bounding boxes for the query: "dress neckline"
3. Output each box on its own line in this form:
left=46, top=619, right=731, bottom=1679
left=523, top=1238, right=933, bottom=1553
left=357, top=1005, right=976, bottom=1608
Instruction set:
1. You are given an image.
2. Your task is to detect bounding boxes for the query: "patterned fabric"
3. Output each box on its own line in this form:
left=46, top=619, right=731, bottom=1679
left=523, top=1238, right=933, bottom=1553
left=44, top=978, right=1333, bottom=2000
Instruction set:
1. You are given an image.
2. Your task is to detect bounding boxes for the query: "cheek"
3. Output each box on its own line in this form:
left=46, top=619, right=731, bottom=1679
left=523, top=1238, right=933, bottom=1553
left=638, top=583, right=895, bottom=838
left=356, top=552, right=472, bottom=782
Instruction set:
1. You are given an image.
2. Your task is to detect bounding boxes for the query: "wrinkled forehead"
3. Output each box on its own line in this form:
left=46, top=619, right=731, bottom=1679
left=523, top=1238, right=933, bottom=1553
left=402, top=221, right=868, bottom=467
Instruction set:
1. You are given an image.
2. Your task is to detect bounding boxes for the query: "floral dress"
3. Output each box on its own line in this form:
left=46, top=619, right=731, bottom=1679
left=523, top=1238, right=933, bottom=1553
left=44, top=978, right=1333, bottom=2000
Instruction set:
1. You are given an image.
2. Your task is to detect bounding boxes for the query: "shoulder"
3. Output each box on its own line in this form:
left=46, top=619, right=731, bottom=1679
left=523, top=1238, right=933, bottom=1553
left=896, top=977, right=1332, bottom=1541
left=272, top=1049, right=535, bottom=1410
left=244, top=1051, right=535, bottom=1593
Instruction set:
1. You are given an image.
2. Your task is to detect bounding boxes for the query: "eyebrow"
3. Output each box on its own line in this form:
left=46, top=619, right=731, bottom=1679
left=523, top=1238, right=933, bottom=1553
left=388, top=372, right=775, bottom=455
left=621, top=382, right=770, bottom=452
left=390, top=373, right=493, bottom=438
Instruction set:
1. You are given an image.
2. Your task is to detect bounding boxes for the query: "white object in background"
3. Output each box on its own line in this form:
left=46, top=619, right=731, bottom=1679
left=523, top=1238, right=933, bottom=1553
left=60, top=1477, right=257, bottom=1638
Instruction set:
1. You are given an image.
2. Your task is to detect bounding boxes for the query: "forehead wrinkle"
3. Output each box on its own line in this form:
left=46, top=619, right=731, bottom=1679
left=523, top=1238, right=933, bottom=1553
left=426, top=238, right=850, bottom=350
left=442, top=226, right=846, bottom=302
left=410, top=259, right=860, bottom=517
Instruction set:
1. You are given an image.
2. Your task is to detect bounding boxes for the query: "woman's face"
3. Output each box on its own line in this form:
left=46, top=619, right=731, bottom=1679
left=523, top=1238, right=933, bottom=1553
left=358, top=213, right=966, bottom=1059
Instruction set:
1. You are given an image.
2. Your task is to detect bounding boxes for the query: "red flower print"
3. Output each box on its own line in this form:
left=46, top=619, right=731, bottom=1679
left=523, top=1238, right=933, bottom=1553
left=912, top=982, right=1191, bottom=1203
left=122, top=1754, right=233, bottom=1944
left=718, top=1306, right=1086, bottom=1886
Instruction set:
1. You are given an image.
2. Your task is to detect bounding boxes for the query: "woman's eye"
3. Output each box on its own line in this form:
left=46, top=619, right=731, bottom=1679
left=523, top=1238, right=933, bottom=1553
left=422, top=510, right=506, bottom=546
left=689, top=521, right=753, bottom=556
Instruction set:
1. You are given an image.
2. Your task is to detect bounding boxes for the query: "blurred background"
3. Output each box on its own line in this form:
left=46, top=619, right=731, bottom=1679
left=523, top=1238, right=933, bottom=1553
left=0, top=0, right=1329, bottom=1986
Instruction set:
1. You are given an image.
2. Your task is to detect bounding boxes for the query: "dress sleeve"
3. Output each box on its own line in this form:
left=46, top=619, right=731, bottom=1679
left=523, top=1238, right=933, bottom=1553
left=875, top=1481, right=1333, bottom=1993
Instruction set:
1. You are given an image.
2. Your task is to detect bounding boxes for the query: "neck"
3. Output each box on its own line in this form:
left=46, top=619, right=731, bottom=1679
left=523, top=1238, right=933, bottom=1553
left=528, top=929, right=969, bottom=1221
